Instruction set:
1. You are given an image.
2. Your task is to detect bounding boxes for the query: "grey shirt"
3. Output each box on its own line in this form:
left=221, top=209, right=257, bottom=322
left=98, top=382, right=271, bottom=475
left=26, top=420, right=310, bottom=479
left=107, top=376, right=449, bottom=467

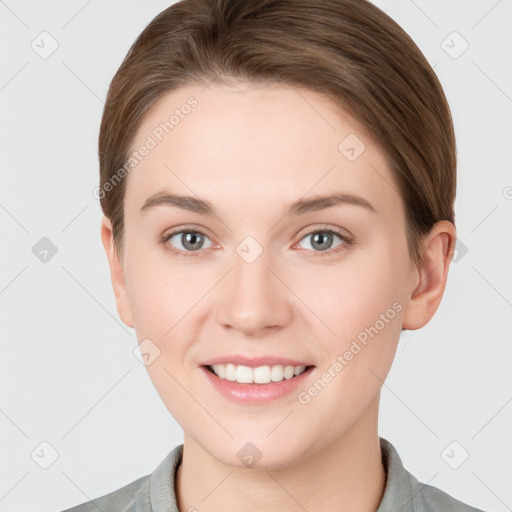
left=60, top=437, right=485, bottom=511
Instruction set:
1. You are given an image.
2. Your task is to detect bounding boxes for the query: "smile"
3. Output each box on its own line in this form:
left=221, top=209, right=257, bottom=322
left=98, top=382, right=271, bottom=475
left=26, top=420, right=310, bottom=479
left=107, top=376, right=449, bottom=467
left=207, top=363, right=310, bottom=384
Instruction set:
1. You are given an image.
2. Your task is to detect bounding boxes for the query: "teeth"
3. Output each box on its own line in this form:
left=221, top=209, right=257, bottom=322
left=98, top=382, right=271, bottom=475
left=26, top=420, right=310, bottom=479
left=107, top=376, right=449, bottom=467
left=210, top=364, right=307, bottom=384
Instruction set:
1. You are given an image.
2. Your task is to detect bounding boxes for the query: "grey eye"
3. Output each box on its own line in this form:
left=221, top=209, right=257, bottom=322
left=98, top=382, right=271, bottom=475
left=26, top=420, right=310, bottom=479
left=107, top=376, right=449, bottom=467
left=298, top=231, right=345, bottom=252
left=167, top=231, right=213, bottom=252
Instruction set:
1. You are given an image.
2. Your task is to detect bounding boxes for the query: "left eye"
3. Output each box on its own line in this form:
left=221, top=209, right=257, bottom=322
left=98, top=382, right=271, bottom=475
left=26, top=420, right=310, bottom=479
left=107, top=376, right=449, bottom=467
left=296, top=229, right=348, bottom=253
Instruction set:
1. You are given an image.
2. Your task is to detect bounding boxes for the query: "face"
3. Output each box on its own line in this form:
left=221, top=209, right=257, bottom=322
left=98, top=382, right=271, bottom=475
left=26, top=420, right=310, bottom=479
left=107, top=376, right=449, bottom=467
left=104, top=82, right=421, bottom=468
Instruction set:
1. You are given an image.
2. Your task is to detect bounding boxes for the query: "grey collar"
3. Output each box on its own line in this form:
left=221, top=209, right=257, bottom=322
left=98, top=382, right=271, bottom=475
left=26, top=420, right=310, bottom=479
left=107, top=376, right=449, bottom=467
left=139, top=436, right=418, bottom=512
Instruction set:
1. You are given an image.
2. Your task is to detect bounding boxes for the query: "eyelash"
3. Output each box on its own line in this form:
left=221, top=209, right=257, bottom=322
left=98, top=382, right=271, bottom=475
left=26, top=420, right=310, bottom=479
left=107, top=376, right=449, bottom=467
left=160, top=225, right=354, bottom=260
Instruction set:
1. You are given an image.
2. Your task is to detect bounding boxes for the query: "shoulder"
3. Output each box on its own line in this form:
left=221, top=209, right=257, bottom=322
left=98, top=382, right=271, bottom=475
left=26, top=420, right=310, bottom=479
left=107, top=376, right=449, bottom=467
left=57, top=444, right=184, bottom=512
left=378, top=437, right=486, bottom=512
left=411, top=480, right=486, bottom=511
left=58, top=474, right=151, bottom=512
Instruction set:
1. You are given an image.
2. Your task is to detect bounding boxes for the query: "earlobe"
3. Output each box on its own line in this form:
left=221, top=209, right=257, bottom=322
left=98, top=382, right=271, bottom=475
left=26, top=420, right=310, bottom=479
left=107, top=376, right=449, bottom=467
left=402, top=220, right=456, bottom=331
left=100, top=216, right=135, bottom=329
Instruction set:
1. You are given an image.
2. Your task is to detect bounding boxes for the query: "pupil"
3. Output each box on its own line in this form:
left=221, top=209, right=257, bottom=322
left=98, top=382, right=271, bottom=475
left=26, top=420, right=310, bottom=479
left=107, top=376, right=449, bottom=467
left=312, top=232, right=332, bottom=251
left=183, top=232, right=202, bottom=250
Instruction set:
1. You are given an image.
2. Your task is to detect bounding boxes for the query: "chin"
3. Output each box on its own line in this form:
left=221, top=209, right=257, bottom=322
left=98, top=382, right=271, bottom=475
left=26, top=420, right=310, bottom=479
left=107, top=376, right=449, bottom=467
left=206, top=434, right=309, bottom=471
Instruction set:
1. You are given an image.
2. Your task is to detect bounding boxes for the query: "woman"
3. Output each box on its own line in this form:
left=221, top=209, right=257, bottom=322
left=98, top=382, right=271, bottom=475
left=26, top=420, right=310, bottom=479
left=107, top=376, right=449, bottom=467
left=62, top=0, right=484, bottom=510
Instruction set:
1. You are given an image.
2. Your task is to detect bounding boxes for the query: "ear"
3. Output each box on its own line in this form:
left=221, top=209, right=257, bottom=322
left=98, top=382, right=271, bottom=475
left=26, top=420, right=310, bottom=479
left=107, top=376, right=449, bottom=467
left=100, top=216, right=135, bottom=329
left=402, top=220, right=457, bottom=330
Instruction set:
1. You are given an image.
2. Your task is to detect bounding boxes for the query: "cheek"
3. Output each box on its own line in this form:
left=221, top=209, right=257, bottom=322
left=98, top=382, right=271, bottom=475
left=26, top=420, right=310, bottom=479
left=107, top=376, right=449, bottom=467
left=297, top=259, right=404, bottom=430
left=124, top=253, right=203, bottom=413
left=124, top=244, right=204, bottom=330
left=302, top=236, right=407, bottom=387
left=299, top=252, right=405, bottom=340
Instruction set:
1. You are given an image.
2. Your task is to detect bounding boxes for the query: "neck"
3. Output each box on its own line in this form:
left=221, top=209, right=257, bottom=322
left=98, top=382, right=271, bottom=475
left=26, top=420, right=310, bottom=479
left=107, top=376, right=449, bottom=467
left=176, top=394, right=386, bottom=512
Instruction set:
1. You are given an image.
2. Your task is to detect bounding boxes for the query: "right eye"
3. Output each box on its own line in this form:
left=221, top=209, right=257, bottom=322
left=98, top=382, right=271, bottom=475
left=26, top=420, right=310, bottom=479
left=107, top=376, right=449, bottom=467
left=162, top=228, right=215, bottom=257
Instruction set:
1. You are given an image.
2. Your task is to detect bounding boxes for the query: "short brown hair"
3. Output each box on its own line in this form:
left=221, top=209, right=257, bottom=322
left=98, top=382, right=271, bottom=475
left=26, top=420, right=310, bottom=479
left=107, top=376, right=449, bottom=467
left=98, top=0, right=456, bottom=268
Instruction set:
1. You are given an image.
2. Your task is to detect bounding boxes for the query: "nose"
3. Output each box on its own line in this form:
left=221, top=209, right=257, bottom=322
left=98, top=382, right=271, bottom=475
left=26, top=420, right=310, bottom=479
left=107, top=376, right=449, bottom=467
left=216, top=246, right=293, bottom=337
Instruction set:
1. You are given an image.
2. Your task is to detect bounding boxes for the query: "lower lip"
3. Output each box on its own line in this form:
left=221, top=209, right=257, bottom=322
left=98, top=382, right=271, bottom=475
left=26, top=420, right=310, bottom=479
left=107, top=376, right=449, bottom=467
left=200, top=365, right=315, bottom=403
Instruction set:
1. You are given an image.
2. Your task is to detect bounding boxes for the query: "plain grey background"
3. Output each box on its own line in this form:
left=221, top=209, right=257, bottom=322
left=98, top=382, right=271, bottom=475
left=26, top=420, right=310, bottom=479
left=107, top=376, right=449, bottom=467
left=1, top=1, right=511, bottom=511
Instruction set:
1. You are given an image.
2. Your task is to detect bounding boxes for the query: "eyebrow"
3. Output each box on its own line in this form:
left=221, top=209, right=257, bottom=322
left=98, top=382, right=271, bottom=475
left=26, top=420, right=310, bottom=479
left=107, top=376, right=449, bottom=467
left=139, top=190, right=377, bottom=217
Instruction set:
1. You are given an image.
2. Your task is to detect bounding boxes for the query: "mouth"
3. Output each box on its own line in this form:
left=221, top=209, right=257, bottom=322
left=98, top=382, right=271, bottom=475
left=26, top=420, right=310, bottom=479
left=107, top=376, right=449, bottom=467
left=203, top=363, right=315, bottom=385
left=200, top=363, right=316, bottom=403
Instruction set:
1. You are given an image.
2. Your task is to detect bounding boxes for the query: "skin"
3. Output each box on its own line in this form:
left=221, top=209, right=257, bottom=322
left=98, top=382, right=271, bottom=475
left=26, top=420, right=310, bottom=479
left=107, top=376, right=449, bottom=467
left=101, top=82, right=456, bottom=512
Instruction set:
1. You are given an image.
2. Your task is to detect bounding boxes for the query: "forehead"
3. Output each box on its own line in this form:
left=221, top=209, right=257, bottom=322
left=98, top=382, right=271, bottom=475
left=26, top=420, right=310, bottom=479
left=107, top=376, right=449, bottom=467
left=125, top=83, right=400, bottom=217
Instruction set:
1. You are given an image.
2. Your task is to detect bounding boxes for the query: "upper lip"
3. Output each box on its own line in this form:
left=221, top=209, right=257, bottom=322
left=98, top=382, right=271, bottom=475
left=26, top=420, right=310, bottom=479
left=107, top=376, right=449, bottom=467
left=201, top=355, right=314, bottom=368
